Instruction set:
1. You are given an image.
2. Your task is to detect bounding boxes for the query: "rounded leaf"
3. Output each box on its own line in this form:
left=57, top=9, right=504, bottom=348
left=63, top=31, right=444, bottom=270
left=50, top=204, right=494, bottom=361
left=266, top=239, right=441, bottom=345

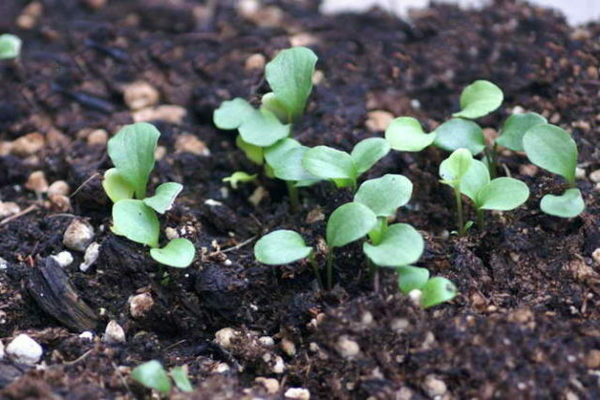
left=439, top=148, right=473, bottom=188
left=238, top=108, right=291, bottom=147
left=363, top=223, right=424, bottom=267
left=433, top=118, right=485, bottom=155
left=420, top=277, right=457, bottom=309
left=453, top=80, right=504, bottom=119
left=170, top=366, right=193, bottom=393
left=476, top=177, right=529, bottom=211
left=261, top=92, right=289, bottom=123
left=350, top=138, right=390, bottom=175
left=272, top=146, right=319, bottom=182
left=397, top=266, right=430, bottom=294
left=523, top=124, right=578, bottom=184
left=236, top=135, right=264, bottom=165
left=326, top=202, right=377, bottom=248
left=265, top=138, right=301, bottom=166
left=150, top=238, right=195, bottom=268
left=385, top=117, right=435, bottom=152
left=0, top=34, right=21, bottom=60
left=103, top=168, right=134, bottom=203
left=131, top=360, right=172, bottom=393
left=112, top=200, right=159, bottom=247
left=213, top=98, right=255, bottom=130
left=459, top=159, right=490, bottom=202
left=255, top=230, right=312, bottom=265
left=303, top=146, right=356, bottom=181
left=354, top=174, right=413, bottom=217
left=496, top=112, right=547, bottom=152
left=143, top=182, right=183, bottom=214
left=540, top=188, right=585, bottom=218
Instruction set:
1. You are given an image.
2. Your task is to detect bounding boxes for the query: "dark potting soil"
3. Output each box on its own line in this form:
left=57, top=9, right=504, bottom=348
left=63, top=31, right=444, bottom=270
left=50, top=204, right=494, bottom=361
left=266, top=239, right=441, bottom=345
left=0, top=0, right=599, bottom=399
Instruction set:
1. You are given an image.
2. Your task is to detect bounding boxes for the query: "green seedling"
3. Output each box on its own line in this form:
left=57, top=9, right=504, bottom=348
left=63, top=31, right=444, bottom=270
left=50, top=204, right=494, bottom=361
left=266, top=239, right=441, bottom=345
left=103, top=123, right=196, bottom=268
left=396, top=266, right=457, bottom=308
left=522, top=123, right=585, bottom=217
left=131, top=360, right=193, bottom=395
left=439, top=149, right=529, bottom=233
left=0, top=34, right=21, bottom=60
left=302, top=138, right=391, bottom=190
left=223, top=171, right=257, bottom=189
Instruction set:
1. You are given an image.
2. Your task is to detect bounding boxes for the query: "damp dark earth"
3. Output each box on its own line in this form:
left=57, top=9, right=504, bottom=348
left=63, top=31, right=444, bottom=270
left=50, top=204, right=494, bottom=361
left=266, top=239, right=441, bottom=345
left=0, top=0, right=599, bottom=399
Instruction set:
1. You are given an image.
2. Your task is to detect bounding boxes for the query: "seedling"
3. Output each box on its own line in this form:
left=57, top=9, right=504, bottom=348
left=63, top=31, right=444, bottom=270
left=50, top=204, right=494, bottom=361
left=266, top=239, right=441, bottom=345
left=103, top=123, right=195, bottom=268
left=439, top=149, right=529, bottom=233
left=223, top=171, right=257, bottom=189
left=131, top=360, right=193, bottom=395
left=0, top=34, right=21, bottom=60
left=522, top=123, right=585, bottom=217
left=396, top=266, right=457, bottom=308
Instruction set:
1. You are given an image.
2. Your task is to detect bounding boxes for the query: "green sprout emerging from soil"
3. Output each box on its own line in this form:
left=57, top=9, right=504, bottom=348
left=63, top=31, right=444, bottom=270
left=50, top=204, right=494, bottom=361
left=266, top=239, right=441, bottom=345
left=131, top=360, right=193, bottom=395
left=254, top=174, right=457, bottom=308
left=0, top=34, right=21, bottom=60
left=103, top=122, right=195, bottom=268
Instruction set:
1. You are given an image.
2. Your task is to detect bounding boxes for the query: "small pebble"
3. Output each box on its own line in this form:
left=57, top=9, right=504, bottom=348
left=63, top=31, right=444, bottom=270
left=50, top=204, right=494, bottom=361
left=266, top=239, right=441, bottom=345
left=103, top=320, right=126, bottom=344
left=49, top=194, right=71, bottom=212
left=0, top=202, right=20, bottom=218
left=123, top=81, right=160, bottom=111
left=408, top=289, right=422, bottom=307
left=10, top=132, right=45, bottom=156
left=390, top=318, right=410, bottom=333
left=17, top=2, right=43, bottom=30
left=0, top=340, right=4, bottom=360
left=258, top=336, right=275, bottom=347
left=423, top=375, right=447, bottom=397
left=47, top=180, right=70, bottom=197
left=87, top=129, right=109, bottom=146
left=133, top=105, right=186, bottom=125
left=284, top=387, right=310, bottom=400
left=584, top=349, right=600, bottom=368
left=6, top=334, right=43, bottom=365
left=79, top=242, right=101, bottom=272
left=165, top=227, right=179, bottom=240
left=63, top=219, right=94, bottom=252
left=215, top=327, right=237, bottom=349
left=79, top=331, right=94, bottom=341
left=575, top=167, right=586, bottom=180
left=281, top=338, right=296, bottom=356
left=365, top=110, right=393, bottom=132
left=592, top=248, right=600, bottom=265
left=0, top=257, right=8, bottom=270
left=589, top=169, right=600, bottom=183
left=245, top=53, right=266, bottom=70
left=25, top=171, right=49, bottom=193
left=175, top=134, right=210, bottom=156
left=336, top=336, right=360, bottom=359
left=51, top=251, right=73, bottom=268
left=129, top=293, right=154, bottom=318
left=272, top=355, right=285, bottom=374
left=289, top=32, right=318, bottom=47
left=255, top=377, right=280, bottom=394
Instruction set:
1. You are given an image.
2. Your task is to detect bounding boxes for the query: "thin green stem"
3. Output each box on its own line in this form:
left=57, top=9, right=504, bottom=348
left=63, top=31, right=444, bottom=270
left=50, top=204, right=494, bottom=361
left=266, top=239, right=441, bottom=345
left=287, top=181, right=299, bottom=212
left=326, top=250, right=334, bottom=290
left=454, top=187, right=465, bottom=235
left=308, top=254, right=324, bottom=290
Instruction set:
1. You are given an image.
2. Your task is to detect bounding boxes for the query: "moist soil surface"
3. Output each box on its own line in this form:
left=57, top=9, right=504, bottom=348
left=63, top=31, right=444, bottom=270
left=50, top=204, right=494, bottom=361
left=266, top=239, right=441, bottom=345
left=0, top=0, right=599, bottom=399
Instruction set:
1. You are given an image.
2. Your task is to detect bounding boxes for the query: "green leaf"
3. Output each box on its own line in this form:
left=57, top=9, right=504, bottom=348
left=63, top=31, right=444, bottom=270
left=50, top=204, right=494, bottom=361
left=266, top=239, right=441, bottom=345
left=261, top=92, right=290, bottom=123
left=458, top=159, right=490, bottom=202
left=420, top=277, right=457, bottom=309
left=170, top=366, right=193, bottom=393
left=265, top=47, right=318, bottom=121
left=108, top=122, right=160, bottom=199
left=223, top=171, right=257, bottom=189
left=363, top=223, right=424, bottom=267
left=397, top=266, right=430, bottom=294
left=523, top=124, right=578, bottom=184
left=475, top=177, right=529, bottom=211
left=326, top=202, right=377, bottom=248
left=213, top=98, right=255, bottom=130
left=265, top=138, right=301, bottom=166
left=112, top=200, right=159, bottom=247
left=272, top=147, right=319, bottom=182
left=150, top=238, right=196, bottom=268
left=439, top=149, right=473, bottom=189
left=103, top=168, right=134, bottom=203
left=238, top=108, right=291, bottom=147
left=433, top=118, right=485, bottom=155
left=0, top=34, right=21, bottom=60
left=236, top=136, right=264, bottom=165
left=496, top=112, right=547, bottom=152
left=385, top=117, right=436, bottom=152
left=254, top=230, right=312, bottom=265
left=354, top=174, right=413, bottom=217
left=303, top=146, right=357, bottom=181
left=350, top=138, right=390, bottom=175
left=540, top=188, right=585, bottom=218
left=131, top=360, right=172, bottom=393
left=143, top=182, right=183, bottom=214
left=453, top=80, right=504, bottom=119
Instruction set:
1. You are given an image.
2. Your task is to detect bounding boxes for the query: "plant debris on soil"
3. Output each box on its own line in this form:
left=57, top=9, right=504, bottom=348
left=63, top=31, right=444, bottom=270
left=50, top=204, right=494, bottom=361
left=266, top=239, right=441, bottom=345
left=0, top=0, right=599, bottom=399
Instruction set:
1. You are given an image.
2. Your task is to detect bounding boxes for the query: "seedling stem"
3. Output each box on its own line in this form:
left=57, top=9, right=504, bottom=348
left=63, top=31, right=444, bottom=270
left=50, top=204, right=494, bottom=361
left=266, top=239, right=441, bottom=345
left=454, top=188, right=465, bottom=235
left=308, top=253, right=324, bottom=290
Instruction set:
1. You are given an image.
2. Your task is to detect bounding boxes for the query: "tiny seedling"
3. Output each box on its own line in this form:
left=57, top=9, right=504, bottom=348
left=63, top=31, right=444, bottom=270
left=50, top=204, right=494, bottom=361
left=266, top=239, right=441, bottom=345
left=439, top=148, right=529, bottom=233
left=0, top=34, right=21, bottom=60
left=103, top=122, right=196, bottom=268
left=223, top=171, right=257, bottom=189
left=396, top=266, right=457, bottom=308
left=522, top=123, right=585, bottom=218
left=131, top=360, right=193, bottom=395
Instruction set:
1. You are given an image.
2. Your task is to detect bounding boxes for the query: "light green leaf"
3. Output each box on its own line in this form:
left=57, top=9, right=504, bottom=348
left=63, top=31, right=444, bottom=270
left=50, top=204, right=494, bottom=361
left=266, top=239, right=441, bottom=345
left=213, top=98, right=255, bottom=130
left=131, top=360, right=172, bottom=394
left=261, top=92, right=290, bottom=123
left=397, top=266, right=430, bottom=294
left=540, top=188, right=585, bottom=218
left=143, top=182, right=183, bottom=214
left=326, top=202, right=377, bottom=248
left=265, top=47, right=318, bottom=121
left=236, top=135, right=264, bottom=165
left=170, top=366, right=193, bottom=393
left=496, top=112, right=547, bottom=152
left=439, top=149, right=473, bottom=189
left=459, top=160, right=490, bottom=202
left=112, top=199, right=159, bottom=247
left=108, top=122, right=160, bottom=199
left=272, top=146, right=319, bottom=182
left=223, top=171, right=257, bottom=189
left=453, top=80, right=504, bottom=119
left=303, top=146, right=357, bottom=181
left=476, top=177, right=529, bottom=211
left=150, top=238, right=196, bottom=268
left=0, top=34, right=21, bottom=60
left=433, top=118, right=485, bottom=155
left=354, top=174, right=413, bottom=217
left=103, top=168, right=134, bottom=203
left=254, top=230, right=312, bottom=265
left=350, top=138, right=390, bottom=175
left=238, top=108, right=291, bottom=147
left=363, top=223, right=424, bottom=267
left=523, top=124, right=578, bottom=184
left=420, top=277, right=457, bottom=309
left=265, top=138, right=301, bottom=166
left=385, top=117, right=436, bottom=152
